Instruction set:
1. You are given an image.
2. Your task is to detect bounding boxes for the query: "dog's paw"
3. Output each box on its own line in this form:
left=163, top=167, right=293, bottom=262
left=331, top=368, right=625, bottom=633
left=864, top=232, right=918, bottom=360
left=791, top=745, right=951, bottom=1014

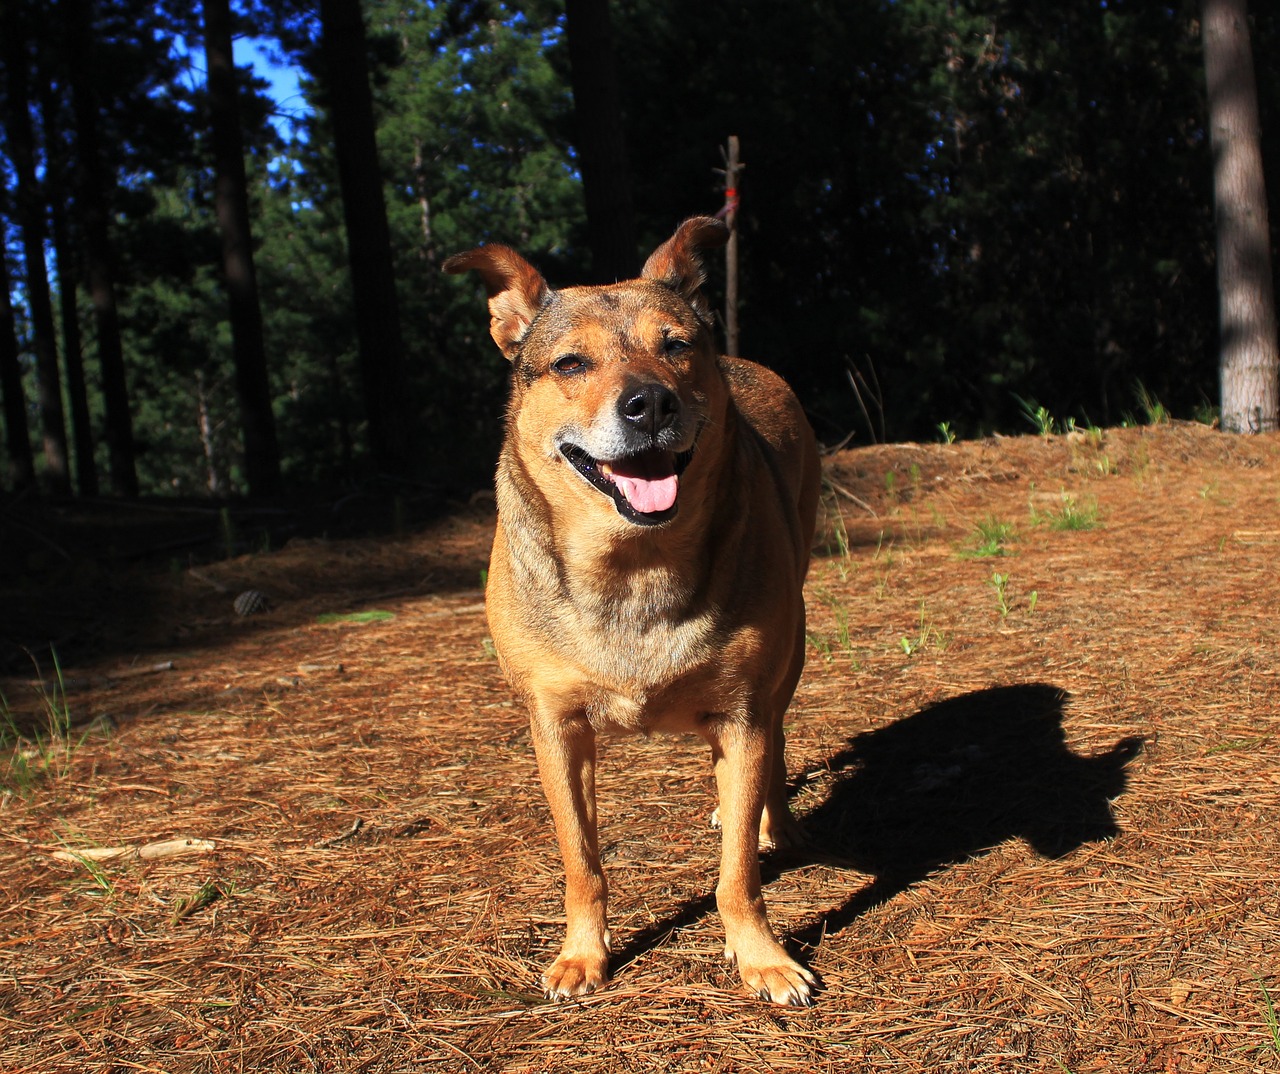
left=710, top=806, right=808, bottom=853
left=541, top=951, right=609, bottom=1001
left=758, top=809, right=808, bottom=852
left=726, top=944, right=817, bottom=1007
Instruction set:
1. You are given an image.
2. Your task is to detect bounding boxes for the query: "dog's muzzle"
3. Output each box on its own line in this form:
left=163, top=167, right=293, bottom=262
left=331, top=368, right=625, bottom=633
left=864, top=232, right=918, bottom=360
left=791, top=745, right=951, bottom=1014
left=559, top=384, right=697, bottom=526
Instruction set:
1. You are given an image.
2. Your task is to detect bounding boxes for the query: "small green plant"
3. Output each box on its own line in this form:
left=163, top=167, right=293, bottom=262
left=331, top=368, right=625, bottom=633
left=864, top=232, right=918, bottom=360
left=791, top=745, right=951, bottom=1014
left=1259, top=976, right=1280, bottom=1057
left=989, top=571, right=1011, bottom=619
left=883, top=470, right=899, bottom=503
left=172, top=879, right=226, bottom=925
left=809, top=589, right=860, bottom=667
left=820, top=481, right=855, bottom=580
left=899, top=602, right=946, bottom=656
left=937, top=420, right=957, bottom=444
left=1193, top=396, right=1220, bottom=427
left=872, top=531, right=895, bottom=600
left=962, top=516, right=1017, bottom=558
left=1206, top=736, right=1270, bottom=756
left=1050, top=495, right=1100, bottom=531
left=2, top=650, right=78, bottom=797
left=1133, top=380, right=1170, bottom=425
left=1031, top=492, right=1101, bottom=532
left=54, top=838, right=116, bottom=898
left=1015, top=395, right=1057, bottom=437
left=806, top=630, right=834, bottom=663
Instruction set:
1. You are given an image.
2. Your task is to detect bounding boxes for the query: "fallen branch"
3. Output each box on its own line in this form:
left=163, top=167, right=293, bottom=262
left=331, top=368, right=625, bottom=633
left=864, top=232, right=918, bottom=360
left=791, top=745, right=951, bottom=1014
left=49, top=837, right=215, bottom=865
left=105, top=661, right=176, bottom=681
left=313, top=818, right=364, bottom=849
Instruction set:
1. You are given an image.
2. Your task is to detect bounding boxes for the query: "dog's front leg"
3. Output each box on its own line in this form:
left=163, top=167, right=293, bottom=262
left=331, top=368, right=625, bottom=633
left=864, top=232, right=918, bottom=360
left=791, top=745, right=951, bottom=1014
left=706, top=718, right=816, bottom=1006
left=529, top=707, right=610, bottom=999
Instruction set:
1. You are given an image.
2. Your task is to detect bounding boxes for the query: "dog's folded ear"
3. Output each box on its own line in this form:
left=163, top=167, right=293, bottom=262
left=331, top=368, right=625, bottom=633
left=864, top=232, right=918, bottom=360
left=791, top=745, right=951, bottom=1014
left=641, top=217, right=729, bottom=324
left=442, top=245, right=550, bottom=361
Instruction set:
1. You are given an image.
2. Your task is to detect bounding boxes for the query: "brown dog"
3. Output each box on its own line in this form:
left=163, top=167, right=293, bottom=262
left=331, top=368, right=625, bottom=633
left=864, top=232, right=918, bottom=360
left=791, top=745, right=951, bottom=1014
left=444, top=217, right=820, bottom=1005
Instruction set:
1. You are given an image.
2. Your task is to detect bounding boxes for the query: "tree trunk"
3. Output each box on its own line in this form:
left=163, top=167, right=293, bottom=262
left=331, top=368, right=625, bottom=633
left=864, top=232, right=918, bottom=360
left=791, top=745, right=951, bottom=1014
left=50, top=200, right=99, bottom=497
left=0, top=249, right=37, bottom=494
left=1202, top=0, right=1279, bottom=433
left=40, top=77, right=99, bottom=497
left=203, top=0, right=284, bottom=496
left=564, top=0, right=637, bottom=283
left=318, top=0, right=414, bottom=478
left=3, top=22, right=71, bottom=494
left=195, top=369, right=225, bottom=497
left=64, top=0, right=138, bottom=496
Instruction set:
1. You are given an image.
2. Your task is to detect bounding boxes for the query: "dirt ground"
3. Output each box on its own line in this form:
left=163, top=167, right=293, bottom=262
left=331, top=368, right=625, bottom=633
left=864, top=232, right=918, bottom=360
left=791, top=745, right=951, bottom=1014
left=2, top=421, right=1278, bottom=1073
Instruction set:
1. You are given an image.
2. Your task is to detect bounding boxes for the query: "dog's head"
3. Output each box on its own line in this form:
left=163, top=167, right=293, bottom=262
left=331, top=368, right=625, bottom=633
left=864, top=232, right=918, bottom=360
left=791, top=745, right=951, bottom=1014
left=444, top=218, right=730, bottom=527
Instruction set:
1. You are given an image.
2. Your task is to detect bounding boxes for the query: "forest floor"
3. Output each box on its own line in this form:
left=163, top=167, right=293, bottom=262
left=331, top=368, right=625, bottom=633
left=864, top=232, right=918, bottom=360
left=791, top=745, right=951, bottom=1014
left=2, top=421, right=1279, bottom=1073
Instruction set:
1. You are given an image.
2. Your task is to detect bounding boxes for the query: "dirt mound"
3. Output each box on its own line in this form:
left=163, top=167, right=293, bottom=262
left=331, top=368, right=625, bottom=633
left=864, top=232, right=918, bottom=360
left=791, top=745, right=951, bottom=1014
left=2, top=423, right=1278, bottom=1072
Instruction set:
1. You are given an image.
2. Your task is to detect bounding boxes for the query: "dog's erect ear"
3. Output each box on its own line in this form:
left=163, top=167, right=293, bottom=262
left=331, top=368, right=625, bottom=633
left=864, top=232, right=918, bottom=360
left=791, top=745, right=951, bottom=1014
left=641, top=216, right=729, bottom=323
left=442, top=245, right=550, bottom=361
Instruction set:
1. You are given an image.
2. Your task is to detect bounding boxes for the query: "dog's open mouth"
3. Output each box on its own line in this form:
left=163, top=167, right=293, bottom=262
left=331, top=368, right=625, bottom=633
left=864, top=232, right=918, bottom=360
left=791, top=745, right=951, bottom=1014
left=560, top=443, right=695, bottom=525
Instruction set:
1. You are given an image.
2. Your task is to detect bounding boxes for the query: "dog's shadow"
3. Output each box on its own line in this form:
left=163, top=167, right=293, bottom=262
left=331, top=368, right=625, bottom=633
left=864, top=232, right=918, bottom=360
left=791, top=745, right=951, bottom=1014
left=614, top=683, right=1143, bottom=971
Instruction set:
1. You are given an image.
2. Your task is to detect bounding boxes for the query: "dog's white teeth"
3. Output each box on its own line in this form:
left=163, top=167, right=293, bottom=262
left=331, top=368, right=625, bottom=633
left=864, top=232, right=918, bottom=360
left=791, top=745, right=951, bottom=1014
left=598, top=461, right=614, bottom=477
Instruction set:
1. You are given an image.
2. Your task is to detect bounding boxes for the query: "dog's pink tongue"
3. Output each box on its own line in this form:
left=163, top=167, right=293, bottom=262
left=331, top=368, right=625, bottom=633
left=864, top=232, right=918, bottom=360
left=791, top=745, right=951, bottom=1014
left=603, top=455, right=679, bottom=514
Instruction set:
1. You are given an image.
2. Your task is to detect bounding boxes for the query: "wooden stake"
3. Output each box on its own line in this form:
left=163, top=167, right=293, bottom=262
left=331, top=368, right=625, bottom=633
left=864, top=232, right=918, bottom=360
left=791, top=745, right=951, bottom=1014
left=722, top=136, right=743, bottom=356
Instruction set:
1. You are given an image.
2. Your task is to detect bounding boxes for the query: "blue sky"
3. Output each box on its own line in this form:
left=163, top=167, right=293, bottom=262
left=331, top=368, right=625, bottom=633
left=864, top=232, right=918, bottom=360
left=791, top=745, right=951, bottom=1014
left=232, top=37, right=308, bottom=139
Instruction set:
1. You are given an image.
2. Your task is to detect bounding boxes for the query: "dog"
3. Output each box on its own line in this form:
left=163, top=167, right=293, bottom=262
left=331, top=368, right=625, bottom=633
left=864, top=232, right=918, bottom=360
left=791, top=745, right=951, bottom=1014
left=443, top=217, right=821, bottom=1006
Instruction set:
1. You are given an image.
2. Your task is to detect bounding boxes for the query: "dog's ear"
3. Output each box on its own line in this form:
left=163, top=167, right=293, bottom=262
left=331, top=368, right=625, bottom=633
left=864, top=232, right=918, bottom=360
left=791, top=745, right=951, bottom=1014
left=641, top=216, right=729, bottom=322
left=442, top=245, right=549, bottom=360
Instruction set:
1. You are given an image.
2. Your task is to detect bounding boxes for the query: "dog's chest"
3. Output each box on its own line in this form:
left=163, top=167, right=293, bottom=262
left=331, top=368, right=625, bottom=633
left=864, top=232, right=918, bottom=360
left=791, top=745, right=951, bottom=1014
left=566, top=602, right=725, bottom=732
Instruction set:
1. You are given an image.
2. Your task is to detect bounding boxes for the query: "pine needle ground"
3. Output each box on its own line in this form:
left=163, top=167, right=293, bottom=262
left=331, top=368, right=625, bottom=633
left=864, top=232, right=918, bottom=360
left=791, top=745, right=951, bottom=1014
left=2, top=423, right=1278, bottom=1073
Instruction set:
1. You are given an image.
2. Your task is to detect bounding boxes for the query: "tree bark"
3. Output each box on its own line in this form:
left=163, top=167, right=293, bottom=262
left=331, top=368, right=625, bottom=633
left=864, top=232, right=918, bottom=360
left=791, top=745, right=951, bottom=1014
left=0, top=249, right=37, bottom=494
left=1202, top=0, right=1279, bottom=433
left=40, top=77, right=99, bottom=497
left=203, top=0, right=284, bottom=496
left=64, top=0, right=138, bottom=496
left=564, top=0, right=638, bottom=283
left=318, top=0, right=414, bottom=478
left=3, top=22, right=71, bottom=494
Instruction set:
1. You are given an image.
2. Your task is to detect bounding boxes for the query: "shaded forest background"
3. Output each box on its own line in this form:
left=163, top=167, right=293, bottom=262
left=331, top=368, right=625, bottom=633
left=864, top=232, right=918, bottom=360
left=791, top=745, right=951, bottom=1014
left=2, top=0, right=1279, bottom=503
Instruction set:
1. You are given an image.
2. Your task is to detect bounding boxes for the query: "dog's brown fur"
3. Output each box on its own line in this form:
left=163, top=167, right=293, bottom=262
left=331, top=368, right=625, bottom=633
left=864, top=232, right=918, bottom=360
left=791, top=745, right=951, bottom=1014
left=443, top=217, right=821, bottom=1005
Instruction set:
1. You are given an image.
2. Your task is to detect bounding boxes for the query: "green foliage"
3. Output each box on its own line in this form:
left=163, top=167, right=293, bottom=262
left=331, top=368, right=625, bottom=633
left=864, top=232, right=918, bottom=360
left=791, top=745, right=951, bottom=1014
left=1032, top=492, right=1101, bottom=531
left=315, top=610, right=396, bottom=624
left=1, top=650, right=77, bottom=798
left=899, top=601, right=946, bottom=657
left=2, top=0, right=1266, bottom=495
left=962, top=516, right=1017, bottom=558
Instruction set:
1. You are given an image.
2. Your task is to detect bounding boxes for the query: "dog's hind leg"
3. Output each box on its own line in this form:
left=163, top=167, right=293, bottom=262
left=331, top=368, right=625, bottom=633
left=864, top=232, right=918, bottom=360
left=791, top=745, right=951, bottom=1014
left=705, top=717, right=816, bottom=1006
left=758, top=623, right=807, bottom=851
left=529, top=708, right=611, bottom=999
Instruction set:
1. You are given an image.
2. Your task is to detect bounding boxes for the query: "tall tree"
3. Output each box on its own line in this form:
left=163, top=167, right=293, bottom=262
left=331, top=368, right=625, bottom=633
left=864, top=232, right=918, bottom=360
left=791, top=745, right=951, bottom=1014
left=563, top=0, right=637, bottom=282
left=1202, top=0, right=1279, bottom=433
left=203, top=0, right=284, bottom=496
left=318, top=0, right=414, bottom=478
left=39, top=78, right=99, bottom=496
left=2, top=16, right=71, bottom=494
left=0, top=245, right=36, bottom=493
left=63, top=0, right=139, bottom=497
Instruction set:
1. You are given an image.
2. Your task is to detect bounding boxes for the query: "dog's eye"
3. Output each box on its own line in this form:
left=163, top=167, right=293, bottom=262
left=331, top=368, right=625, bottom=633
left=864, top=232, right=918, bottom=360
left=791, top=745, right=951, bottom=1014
left=552, top=354, right=589, bottom=375
left=662, top=337, right=692, bottom=357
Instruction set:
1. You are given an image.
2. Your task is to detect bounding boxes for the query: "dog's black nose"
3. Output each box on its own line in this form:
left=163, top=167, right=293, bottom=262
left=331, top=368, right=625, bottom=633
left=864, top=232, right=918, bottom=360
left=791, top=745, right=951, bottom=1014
left=619, top=383, right=680, bottom=437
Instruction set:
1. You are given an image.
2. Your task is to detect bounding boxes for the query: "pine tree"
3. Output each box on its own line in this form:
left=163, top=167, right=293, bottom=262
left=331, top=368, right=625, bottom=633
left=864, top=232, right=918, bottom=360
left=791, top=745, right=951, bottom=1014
left=1202, top=0, right=1279, bottom=433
